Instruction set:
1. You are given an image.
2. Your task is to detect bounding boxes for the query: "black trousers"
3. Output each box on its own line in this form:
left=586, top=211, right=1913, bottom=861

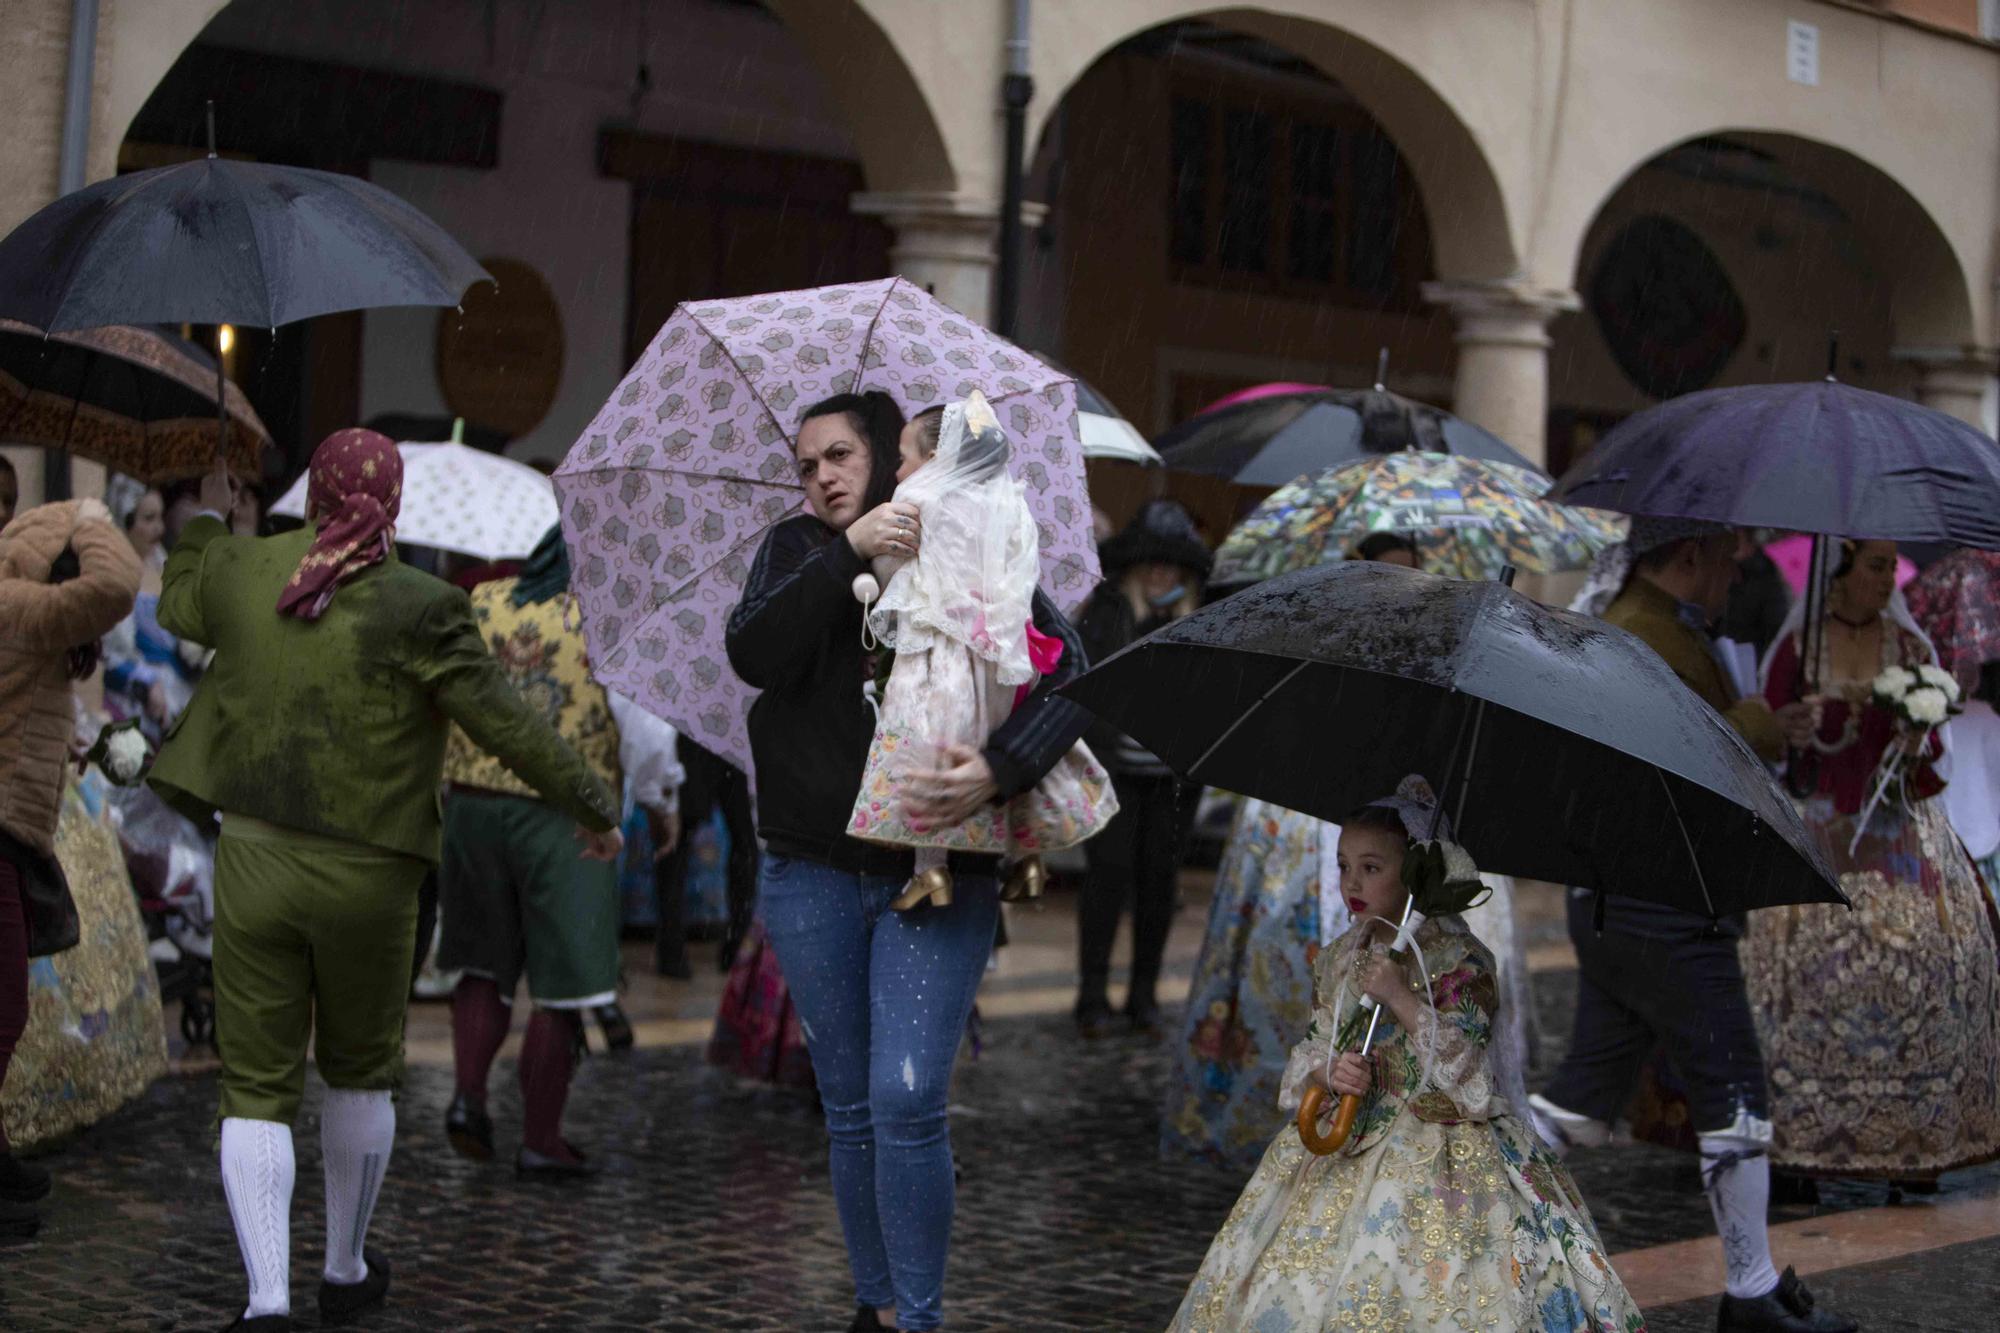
left=1541, top=891, right=1769, bottom=1133
left=654, top=738, right=758, bottom=970
left=1076, top=773, right=1196, bottom=1011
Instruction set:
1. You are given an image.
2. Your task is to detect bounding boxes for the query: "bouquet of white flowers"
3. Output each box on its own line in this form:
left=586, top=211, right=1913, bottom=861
left=84, top=717, right=153, bottom=787
left=1850, top=663, right=1961, bottom=849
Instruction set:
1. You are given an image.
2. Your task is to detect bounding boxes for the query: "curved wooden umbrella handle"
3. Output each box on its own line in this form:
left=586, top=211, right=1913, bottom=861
left=1297, top=1085, right=1360, bottom=1156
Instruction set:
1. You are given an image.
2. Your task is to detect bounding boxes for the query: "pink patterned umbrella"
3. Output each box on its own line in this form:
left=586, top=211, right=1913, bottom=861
left=554, top=277, right=1097, bottom=771
left=1906, top=547, right=2000, bottom=684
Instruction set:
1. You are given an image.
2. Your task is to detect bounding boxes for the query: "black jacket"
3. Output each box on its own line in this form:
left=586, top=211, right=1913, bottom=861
left=1073, top=585, right=1177, bottom=777
left=726, top=515, right=1091, bottom=874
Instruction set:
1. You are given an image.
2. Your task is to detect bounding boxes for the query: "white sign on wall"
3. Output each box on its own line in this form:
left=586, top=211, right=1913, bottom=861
left=1787, top=20, right=1820, bottom=86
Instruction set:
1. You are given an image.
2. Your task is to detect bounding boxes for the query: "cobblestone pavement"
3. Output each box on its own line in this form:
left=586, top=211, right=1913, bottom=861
left=6, top=930, right=1997, bottom=1329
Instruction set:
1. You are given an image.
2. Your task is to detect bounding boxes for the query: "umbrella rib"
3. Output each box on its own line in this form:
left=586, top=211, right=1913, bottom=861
left=1656, top=768, right=1717, bottom=918
left=1186, top=660, right=1310, bottom=782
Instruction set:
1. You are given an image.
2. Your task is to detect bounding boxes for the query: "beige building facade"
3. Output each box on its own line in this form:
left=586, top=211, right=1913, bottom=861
left=3, top=0, right=1997, bottom=514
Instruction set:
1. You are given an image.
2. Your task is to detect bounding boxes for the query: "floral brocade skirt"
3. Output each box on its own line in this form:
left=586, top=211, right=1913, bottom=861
left=1741, top=796, right=2000, bottom=1178
left=847, top=642, right=1116, bottom=856
left=1168, top=1112, right=1644, bottom=1332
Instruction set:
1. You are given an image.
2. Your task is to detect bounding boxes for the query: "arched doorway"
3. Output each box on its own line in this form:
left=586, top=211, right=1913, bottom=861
left=1550, top=130, right=1984, bottom=474
left=1019, top=14, right=1510, bottom=536
left=114, top=0, right=954, bottom=477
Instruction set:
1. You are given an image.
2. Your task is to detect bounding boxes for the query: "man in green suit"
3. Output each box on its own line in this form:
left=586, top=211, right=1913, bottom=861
left=151, top=433, right=621, bottom=1333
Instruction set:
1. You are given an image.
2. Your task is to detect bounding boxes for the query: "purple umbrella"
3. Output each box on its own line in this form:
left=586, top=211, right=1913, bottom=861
left=554, top=277, right=1098, bottom=771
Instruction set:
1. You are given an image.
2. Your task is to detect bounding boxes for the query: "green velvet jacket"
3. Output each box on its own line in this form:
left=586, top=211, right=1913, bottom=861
left=148, top=516, right=617, bottom=863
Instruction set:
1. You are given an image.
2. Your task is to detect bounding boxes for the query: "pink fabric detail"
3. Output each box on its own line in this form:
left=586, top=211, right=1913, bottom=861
left=1014, top=624, right=1066, bottom=709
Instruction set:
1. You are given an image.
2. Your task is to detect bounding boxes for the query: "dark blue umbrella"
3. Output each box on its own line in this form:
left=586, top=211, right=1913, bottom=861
left=1553, top=378, right=2000, bottom=549
left=0, top=154, right=490, bottom=334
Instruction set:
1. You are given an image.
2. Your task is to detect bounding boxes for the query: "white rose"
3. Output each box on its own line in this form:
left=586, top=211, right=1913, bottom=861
left=1904, top=686, right=1949, bottom=727
left=105, top=727, right=150, bottom=783
left=1917, top=664, right=1962, bottom=703
left=1875, top=666, right=1917, bottom=698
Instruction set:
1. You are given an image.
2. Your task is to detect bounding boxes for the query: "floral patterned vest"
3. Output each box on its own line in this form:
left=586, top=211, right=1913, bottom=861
left=443, top=579, right=622, bottom=801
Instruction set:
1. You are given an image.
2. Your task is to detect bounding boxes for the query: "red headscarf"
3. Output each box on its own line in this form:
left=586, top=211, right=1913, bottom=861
left=277, top=428, right=403, bottom=621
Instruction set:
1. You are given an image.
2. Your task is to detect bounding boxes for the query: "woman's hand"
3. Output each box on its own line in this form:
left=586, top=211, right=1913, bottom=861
left=846, top=501, right=922, bottom=561
left=901, top=742, right=998, bottom=829
left=1355, top=947, right=1410, bottom=1009
left=1327, top=1052, right=1372, bottom=1098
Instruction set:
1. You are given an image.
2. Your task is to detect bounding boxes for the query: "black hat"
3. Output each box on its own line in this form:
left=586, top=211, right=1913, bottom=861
left=1098, top=499, right=1213, bottom=578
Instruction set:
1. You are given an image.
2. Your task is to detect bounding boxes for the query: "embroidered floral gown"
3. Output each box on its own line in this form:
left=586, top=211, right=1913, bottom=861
left=1169, top=917, right=1643, bottom=1333
left=1742, top=625, right=2000, bottom=1178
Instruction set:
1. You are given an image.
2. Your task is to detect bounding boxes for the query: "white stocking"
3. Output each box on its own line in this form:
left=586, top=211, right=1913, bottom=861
left=1700, top=1129, right=1781, bottom=1300
left=320, top=1089, right=395, bottom=1285
left=220, top=1117, right=295, bottom=1318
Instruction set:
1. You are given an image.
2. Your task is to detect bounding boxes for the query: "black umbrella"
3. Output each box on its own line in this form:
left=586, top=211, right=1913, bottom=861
left=1157, top=384, right=1540, bottom=487
left=1059, top=560, right=1841, bottom=915
left=1552, top=377, right=2000, bottom=549
left=0, top=159, right=489, bottom=335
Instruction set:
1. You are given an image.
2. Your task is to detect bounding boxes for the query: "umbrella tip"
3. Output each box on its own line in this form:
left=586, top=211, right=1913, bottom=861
left=451, top=417, right=466, bottom=444
left=1825, top=331, right=1840, bottom=383
left=205, top=99, right=217, bottom=159
left=1499, top=565, right=1518, bottom=588
left=1374, top=346, right=1389, bottom=392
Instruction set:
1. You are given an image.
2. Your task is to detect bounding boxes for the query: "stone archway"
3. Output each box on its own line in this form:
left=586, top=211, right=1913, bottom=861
left=1550, top=128, right=1987, bottom=463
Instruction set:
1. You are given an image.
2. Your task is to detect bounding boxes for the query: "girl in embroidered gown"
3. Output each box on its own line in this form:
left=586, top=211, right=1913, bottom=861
left=1743, top=538, right=2000, bottom=1181
left=845, top=391, right=1115, bottom=907
left=1170, top=781, right=1643, bottom=1333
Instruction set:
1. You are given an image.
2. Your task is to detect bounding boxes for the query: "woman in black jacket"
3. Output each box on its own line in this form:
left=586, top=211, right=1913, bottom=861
left=725, top=390, right=1089, bottom=1333
left=1071, top=500, right=1212, bottom=1038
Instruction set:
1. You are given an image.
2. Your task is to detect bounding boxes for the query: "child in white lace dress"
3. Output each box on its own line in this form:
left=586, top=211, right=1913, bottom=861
left=1170, top=778, right=1644, bottom=1333
left=846, top=392, right=1115, bottom=909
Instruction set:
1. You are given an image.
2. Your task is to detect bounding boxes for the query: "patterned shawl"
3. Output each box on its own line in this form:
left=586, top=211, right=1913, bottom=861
left=277, top=428, right=402, bottom=621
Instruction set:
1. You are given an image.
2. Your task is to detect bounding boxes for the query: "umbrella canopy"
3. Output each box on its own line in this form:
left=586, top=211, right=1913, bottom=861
left=0, top=156, right=491, bottom=333
left=1060, top=561, right=1841, bottom=914
left=1213, top=452, right=1625, bottom=584
left=0, top=319, right=271, bottom=482
left=1157, top=387, right=1540, bottom=487
left=270, top=441, right=557, bottom=563
left=1905, top=547, right=2000, bottom=684
left=1198, top=381, right=1329, bottom=415
left=556, top=276, right=1097, bottom=769
left=1553, top=380, right=2000, bottom=548
left=1078, top=411, right=1160, bottom=465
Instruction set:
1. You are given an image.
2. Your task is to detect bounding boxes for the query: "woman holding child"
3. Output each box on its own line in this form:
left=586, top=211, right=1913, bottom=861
left=725, top=389, right=1092, bottom=1333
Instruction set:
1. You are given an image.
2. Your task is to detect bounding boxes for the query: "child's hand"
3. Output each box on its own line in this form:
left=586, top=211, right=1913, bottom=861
left=1355, top=949, right=1407, bottom=1007
left=1328, top=1052, right=1372, bottom=1098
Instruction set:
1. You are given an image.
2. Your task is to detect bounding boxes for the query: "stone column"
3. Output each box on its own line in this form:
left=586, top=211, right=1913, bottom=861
left=1421, top=280, right=1581, bottom=466
left=851, top=192, right=1002, bottom=326
left=1893, top=346, right=1997, bottom=431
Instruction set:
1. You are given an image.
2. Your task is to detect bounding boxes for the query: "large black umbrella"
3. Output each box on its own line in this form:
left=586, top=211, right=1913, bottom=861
left=0, top=319, right=271, bottom=482
left=1060, top=560, right=1841, bottom=915
left=0, top=156, right=489, bottom=334
left=1157, top=385, right=1541, bottom=487
left=1552, top=379, right=2000, bottom=550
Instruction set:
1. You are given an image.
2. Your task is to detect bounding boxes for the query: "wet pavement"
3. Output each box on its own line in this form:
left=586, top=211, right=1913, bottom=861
left=5, top=893, right=1997, bottom=1331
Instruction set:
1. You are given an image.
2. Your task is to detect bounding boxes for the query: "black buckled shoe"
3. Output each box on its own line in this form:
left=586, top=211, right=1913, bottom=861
left=844, top=1304, right=890, bottom=1332
left=221, top=1314, right=291, bottom=1331
left=444, top=1093, right=494, bottom=1162
left=0, top=1152, right=51, bottom=1203
left=1716, top=1267, right=1857, bottom=1333
left=318, top=1248, right=391, bottom=1327
left=515, top=1142, right=599, bottom=1180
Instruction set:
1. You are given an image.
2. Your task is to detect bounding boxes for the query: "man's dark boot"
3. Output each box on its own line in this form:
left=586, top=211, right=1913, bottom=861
left=1716, top=1267, right=1856, bottom=1333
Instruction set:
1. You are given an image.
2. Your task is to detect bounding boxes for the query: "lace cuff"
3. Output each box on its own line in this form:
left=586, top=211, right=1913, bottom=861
left=1278, top=1033, right=1332, bottom=1113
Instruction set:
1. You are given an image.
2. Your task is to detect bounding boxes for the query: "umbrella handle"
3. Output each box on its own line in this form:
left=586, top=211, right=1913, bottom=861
left=1297, top=1085, right=1360, bottom=1155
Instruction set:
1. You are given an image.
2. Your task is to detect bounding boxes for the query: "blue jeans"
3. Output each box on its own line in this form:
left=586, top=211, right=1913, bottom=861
left=758, top=853, right=999, bottom=1331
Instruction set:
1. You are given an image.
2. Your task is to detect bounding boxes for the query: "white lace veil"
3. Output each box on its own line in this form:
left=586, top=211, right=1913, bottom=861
left=869, top=391, right=1042, bottom=685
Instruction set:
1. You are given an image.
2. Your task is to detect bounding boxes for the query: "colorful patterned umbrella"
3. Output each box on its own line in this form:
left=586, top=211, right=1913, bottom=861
left=1213, top=451, right=1624, bottom=585
left=1906, top=547, right=2000, bottom=685
left=555, top=277, right=1096, bottom=771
